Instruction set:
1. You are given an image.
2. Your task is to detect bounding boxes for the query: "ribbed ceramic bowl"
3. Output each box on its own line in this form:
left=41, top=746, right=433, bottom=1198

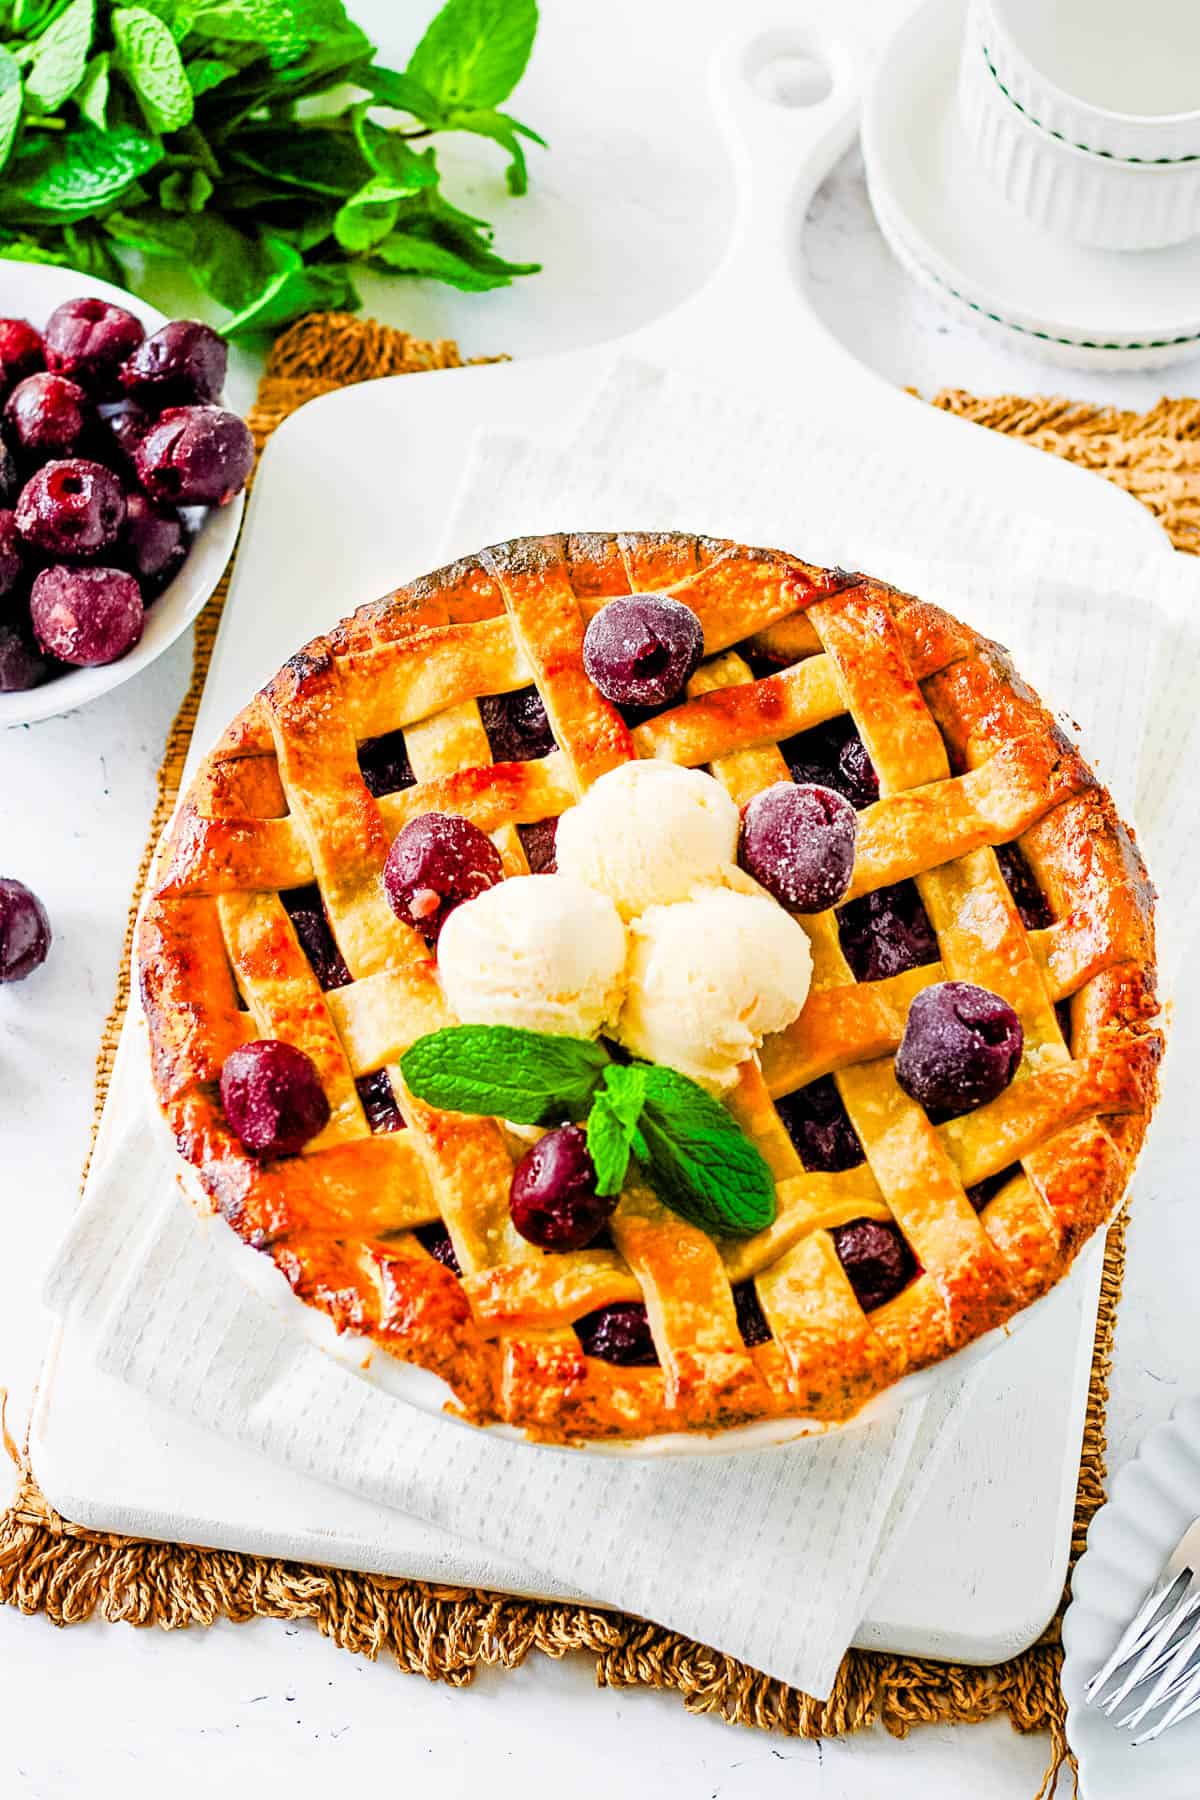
left=0, top=262, right=244, bottom=729
left=960, top=0, right=1200, bottom=250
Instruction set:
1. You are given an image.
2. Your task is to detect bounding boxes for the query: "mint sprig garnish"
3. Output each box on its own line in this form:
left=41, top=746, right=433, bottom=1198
left=400, top=1026, right=776, bottom=1239
left=0, top=0, right=543, bottom=333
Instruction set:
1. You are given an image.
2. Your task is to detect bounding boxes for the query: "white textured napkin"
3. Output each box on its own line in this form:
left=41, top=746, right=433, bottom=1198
left=45, top=360, right=1200, bottom=1698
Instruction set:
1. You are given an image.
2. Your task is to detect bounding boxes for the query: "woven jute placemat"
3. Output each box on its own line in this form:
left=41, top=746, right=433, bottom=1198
left=3, top=313, right=1196, bottom=1794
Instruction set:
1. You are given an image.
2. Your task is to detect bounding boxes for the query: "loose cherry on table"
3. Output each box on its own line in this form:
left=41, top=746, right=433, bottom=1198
left=0, top=877, right=52, bottom=982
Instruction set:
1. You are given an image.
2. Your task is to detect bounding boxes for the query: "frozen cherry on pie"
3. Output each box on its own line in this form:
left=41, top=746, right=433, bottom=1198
left=895, top=981, right=1024, bottom=1119
left=136, top=532, right=1161, bottom=1444
left=383, top=812, right=503, bottom=942
left=509, top=1125, right=616, bottom=1251
left=583, top=593, right=703, bottom=708
left=739, top=781, right=857, bottom=912
left=221, top=1040, right=330, bottom=1156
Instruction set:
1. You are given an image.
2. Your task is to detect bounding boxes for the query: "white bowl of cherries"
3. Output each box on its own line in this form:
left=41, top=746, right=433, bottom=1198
left=0, top=262, right=250, bottom=728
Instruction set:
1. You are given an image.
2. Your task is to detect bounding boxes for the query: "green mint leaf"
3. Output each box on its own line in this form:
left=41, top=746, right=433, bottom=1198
left=11, top=0, right=66, bottom=34
left=333, top=179, right=399, bottom=253
left=0, top=48, right=23, bottom=175
left=74, top=49, right=108, bottom=130
left=440, top=104, right=543, bottom=194
left=360, top=62, right=444, bottom=122
left=373, top=225, right=536, bottom=290
left=584, top=1064, right=647, bottom=1197
left=112, top=6, right=193, bottom=132
left=599, top=1062, right=647, bottom=1130
left=400, top=1025, right=609, bottom=1125
left=586, top=1095, right=634, bottom=1198
left=218, top=248, right=359, bottom=336
left=350, top=107, right=436, bottom=189
left=407, top=0, right=537, bottom=110
left=185, top=54, right=239, bottom=97
left=638, top=1064, right=776, bottom=1238
left=23, top=0, right=93, bottom=112
left=2, top=122, right=162, bottom=219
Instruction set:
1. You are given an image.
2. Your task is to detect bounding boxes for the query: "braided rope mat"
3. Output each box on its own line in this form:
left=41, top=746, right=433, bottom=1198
left=3, top=313, right=1195, bottom=1793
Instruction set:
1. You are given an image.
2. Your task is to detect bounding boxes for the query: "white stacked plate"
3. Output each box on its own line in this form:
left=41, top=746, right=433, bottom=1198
left=862, top=0, right=1200, bottom=371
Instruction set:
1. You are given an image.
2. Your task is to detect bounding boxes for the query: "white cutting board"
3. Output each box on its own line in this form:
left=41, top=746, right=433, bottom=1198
left=32, top=0, right=1167, bottom=1663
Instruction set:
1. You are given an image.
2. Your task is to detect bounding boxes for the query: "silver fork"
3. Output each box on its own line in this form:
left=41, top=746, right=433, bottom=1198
left=1085, top=1517, right=1200, bottom=1746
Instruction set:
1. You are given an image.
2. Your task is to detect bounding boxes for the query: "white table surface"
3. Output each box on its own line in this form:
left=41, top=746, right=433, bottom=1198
left=3, top=3, right=1197, bottom=1796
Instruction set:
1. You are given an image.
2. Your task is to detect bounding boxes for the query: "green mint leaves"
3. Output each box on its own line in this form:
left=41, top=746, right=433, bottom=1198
left=401, top=1025, right=610, bottom=1127
left=0, top=0, right=542, bottom=333
left=400, top=1027, right=776, bottom=1240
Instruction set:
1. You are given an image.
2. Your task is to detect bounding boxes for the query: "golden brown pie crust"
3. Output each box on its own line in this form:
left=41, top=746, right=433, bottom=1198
left=137, top=533, right=1162, bottom=1442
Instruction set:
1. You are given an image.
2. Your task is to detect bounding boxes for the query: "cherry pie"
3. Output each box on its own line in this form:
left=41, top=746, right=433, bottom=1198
left=138, top=533, right=1162, bottom=1442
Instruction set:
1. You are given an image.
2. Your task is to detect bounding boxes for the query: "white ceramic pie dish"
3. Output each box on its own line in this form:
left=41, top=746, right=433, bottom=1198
left=169, top=1096, right=1106, bottom=1460
left=0, top=262, right=244, bottom=729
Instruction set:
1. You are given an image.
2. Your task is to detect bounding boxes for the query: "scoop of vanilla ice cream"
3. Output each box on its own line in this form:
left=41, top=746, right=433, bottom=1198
left=437, top=874, right=627, bottom=1039
left=555, top=760, right=740, bottom=920
left=617, top=887, right=812, bottom=1089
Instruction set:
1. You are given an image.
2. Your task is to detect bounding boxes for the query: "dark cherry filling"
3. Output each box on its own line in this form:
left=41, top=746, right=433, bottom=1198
left=831, top=1217, right=917, bottom=1312
left=281, top=884, right=350, bottom=989
left=965, top=1165, right=1018, bottom=1213
left=357, top=728, right=415, bottom=798
left=994, top=842, right=1053, bottom=931
left=781, top=716, right=880, bottom=811
left=479, top=686, right=556, bottom=762
left=415, top=1221, right=462, bottom=1276
left=356, top=1068, right=405, bottom=1134
left=837, top=880, right=939, bottom=984
left=776, top=1075, right=866, bottom=1172
left=733, top=1280, right=772, bottom=1347
left=518, top=818, right=558, bottom=873
left=575, top=1301, right=659, bottom=1366
left=1056, top=998, right=1073, bottom=1047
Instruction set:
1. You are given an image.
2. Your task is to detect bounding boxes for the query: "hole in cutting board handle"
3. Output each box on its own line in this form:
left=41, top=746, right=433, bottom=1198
left=744, top=35, right=835, bottom=109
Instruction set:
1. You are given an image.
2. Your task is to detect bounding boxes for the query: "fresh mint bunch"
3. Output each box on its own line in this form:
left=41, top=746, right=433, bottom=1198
left=0, top=0, right=543, bottom=334
left=400, top=1025, right=778, bottom=1240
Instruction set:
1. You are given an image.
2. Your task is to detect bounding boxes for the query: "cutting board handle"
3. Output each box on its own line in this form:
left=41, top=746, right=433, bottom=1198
left=643, top=0, right=878, bottom=380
